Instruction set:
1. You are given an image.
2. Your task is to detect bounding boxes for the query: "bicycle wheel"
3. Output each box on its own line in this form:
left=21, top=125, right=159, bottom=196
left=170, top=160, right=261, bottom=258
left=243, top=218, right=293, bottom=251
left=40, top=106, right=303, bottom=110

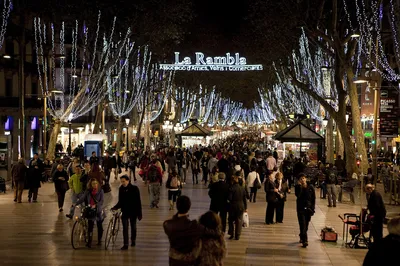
left=112, top=216, right=120, bottom=244
left=71, top=220, right=87, bottom=250
left=105, top=217, right=114, bottom=250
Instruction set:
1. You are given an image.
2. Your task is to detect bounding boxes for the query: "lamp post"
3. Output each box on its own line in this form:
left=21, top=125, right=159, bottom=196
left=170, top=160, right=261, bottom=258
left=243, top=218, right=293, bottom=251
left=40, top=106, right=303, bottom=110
left=125, top=118, right=130, bottom=152
left=162, top=121, right=173, bottom=146
left=68, top=113, right=73, bottom=156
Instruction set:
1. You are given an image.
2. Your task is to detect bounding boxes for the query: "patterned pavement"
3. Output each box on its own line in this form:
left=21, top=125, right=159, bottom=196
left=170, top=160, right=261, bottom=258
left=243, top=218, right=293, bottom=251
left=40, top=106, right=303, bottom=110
left=0, top=169, right=397, bottom=266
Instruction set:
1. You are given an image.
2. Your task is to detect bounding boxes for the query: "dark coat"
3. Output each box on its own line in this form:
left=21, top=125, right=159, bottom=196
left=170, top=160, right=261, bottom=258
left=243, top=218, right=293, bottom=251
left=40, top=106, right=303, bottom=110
left=264, top=179, right=277, bottom=203
left=163, top=215, right=204, bottom=266
left=228, top=182, right=247, bottom=217
left=367, top=190, right=386, bottom=219
left=28, top=159, right=43, bottom=188
left=363, top=234, right=400, bottom=266
left=12, top=162, right=27, bottom=183
left=295, top=184, right=315, bottom=212
left=208, top=180, right=230, bottom=212
left=217, top=158, right=229, bottom=175
left=198, top=230, right=226, bottom=266
left=275, top=179, right=289, bottom=201
left=113, top=183, right=142, bottom=219
left=53, top=170, right=69, bottom=192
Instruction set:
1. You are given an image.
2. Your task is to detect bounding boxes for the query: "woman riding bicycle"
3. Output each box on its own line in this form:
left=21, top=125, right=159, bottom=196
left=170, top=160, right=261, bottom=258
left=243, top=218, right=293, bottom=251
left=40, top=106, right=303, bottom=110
left=73, top=178, right=104, bottom=248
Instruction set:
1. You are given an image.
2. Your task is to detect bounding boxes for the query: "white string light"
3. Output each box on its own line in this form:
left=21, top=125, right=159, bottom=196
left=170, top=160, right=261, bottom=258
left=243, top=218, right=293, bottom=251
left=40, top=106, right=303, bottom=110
left=34, top=13, right=133, bottom=121
left=0, top=0, right=12, bottom=50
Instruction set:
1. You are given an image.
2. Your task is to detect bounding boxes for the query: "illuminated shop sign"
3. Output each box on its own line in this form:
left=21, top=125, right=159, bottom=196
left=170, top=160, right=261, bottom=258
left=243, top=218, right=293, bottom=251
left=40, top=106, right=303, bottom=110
left=160, top=52, right=263, bottom=71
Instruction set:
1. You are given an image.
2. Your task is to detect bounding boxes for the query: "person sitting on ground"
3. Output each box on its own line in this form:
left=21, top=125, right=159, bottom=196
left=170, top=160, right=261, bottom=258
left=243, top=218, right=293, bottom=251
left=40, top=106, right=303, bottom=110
left=363, top=216, right=400, bottom=266
left=197, top=211, right=226, bottom=266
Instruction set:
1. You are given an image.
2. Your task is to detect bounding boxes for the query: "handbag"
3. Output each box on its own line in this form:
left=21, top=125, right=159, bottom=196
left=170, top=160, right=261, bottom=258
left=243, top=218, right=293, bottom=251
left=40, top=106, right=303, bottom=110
left=242, top=212, right=249, bottom=228
left=253, top=174, right=261, bottom=189
left=82, top=207, right=97, bottom=219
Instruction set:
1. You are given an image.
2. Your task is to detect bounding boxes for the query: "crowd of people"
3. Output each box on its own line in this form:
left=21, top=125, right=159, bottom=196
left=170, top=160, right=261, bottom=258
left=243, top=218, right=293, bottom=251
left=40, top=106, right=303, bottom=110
left=9, top=132, right=398, bottom=266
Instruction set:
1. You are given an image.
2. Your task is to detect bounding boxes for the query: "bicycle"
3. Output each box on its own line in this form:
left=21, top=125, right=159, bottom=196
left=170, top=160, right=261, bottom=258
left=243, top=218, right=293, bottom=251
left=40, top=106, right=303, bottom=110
left=105, top=209, right=121, bottom=250
left=71, top=206, right=89, bottom=250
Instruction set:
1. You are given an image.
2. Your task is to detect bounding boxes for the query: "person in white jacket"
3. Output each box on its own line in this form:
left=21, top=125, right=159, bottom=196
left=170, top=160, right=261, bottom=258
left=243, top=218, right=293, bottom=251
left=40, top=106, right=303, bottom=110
left=247, top=166, right=261, bottom=203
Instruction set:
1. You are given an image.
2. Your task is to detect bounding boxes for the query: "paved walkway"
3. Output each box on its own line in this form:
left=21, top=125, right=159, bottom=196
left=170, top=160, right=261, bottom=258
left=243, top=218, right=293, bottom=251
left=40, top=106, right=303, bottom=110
left=0, top=170, right=398, bottom=266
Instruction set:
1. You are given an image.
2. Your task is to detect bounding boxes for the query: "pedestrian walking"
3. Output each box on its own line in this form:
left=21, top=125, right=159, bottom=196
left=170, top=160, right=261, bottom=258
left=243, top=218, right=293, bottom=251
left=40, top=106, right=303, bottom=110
left=247, top=166, right=261, bottom=203
left=53, top=164, right=69, bottom=212
left=28, top=153, right=43, bottom=203
left=146, top=157, right=163, bottom=208
left=208, top=172, right=229, bottom=233
left=74, top=178, right=104, bottom=248
left=325, top=163, right=338, bottom=207
left=265, top=172, right=278, bottom=224
left=166, top=169, right=182, bottom=210
left=111, top=175, right=142, bottom=250
left=295, top=174, right=315, bottom=247
left=227, top=175, right=247, bottom=240
left=12, top=158, right=27, bottom=203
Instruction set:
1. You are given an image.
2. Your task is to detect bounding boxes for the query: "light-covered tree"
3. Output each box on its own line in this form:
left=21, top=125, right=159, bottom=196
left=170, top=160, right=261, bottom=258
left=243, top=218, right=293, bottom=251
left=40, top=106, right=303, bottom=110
left=34, top=13, right=133, bottom=158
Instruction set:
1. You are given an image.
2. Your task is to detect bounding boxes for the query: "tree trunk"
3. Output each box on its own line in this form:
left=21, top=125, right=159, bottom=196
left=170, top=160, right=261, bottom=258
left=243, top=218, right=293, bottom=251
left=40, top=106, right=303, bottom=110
left=336, top=117, right=357, bottom=176
left=47, top=119, right=61, bottom=160
left=136, top=106, right=146, bottom=149
left=116, top=117, right=122, bottom=154
left=93, top=103, right=104, bottom=134
left=346, top=68, right=368, bottom=174
left=144, top=111, right=151, bottom=149
left=326, top=117, right=334, bottom=163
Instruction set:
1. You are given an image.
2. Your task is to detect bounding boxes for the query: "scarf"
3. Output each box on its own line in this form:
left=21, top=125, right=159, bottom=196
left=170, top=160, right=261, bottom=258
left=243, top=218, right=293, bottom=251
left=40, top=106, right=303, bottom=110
left=90, top=189, right=97, bottom=208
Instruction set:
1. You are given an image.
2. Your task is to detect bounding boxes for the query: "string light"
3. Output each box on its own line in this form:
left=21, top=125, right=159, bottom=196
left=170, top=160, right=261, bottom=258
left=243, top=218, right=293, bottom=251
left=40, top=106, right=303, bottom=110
left=34, top=13, right=133, bottom=121
left=0, top=0, right=12, bottom=50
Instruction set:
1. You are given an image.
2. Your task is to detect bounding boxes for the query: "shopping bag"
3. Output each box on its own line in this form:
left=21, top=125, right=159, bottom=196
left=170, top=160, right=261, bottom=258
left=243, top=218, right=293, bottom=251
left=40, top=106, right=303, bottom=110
left=242, top=212, right=249, bottom=228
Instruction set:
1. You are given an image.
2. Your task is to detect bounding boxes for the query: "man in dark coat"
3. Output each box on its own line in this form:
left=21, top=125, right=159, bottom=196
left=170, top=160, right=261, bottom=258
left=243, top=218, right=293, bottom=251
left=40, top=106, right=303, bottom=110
left=164, top=196, right=211, bottom=266
left=53, top=164, right=69, bottom=212
left=366, top=184, right=386, bottom=243
left=227, top=175, right=248, bottom=240
left=363, top=216, right=400, bottom=266
left=112, top=175, right=142, bottom=250
left=208, top=172, right=229, bottom=232
left=12, top=158, right=27, bottom=203
left=28, top=153, right=43, bottom=202
left=102, top=151, right=116, bottom=183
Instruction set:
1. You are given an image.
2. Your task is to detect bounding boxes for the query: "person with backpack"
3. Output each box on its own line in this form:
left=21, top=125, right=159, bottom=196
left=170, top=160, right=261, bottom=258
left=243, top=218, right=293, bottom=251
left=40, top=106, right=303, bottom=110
left=325, top=163, right=338, bottom=207
left=166, top=169, right=182, bottom=210
left=146, top=156, right=163, bottom=209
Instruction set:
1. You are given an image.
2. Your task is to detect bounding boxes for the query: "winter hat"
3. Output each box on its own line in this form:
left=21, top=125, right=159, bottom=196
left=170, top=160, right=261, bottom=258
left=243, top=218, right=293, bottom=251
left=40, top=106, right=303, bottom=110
left=234, top=165, right=241, bottom=172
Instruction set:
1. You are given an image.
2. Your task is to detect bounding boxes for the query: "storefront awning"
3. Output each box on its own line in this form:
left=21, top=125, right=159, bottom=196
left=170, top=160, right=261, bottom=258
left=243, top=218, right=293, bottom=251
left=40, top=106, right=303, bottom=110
left=180, top=123, right=211, bottom=137
left=273, top=121, right=324, bottom=143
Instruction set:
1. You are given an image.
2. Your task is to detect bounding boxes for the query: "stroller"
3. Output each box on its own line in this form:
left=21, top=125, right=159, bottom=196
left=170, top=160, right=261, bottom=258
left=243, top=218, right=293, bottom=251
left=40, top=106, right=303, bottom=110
left=339, top=208, right=372, bottom=249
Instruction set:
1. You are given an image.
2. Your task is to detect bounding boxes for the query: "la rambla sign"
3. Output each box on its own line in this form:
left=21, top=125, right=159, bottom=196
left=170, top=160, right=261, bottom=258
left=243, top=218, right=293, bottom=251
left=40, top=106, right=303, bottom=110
left=159, top=52, right=263, bottom=71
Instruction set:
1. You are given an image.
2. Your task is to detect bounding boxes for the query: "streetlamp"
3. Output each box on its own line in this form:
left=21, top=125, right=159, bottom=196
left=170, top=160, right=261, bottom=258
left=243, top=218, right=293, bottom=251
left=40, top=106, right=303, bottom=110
left=125, top=118, right=130, bottom=152
left=68, top=113, right=73, bottom=156
left=162, top=121, right=173, bottom=145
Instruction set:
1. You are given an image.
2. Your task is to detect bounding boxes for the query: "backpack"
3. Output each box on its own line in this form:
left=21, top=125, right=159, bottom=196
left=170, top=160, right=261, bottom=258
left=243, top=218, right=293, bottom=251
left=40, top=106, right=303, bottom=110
left=147, top=165, right=159, bottom=183
left=328, top=171, right=337, bottom=184
left=170, top=176, right=179, bottom=188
